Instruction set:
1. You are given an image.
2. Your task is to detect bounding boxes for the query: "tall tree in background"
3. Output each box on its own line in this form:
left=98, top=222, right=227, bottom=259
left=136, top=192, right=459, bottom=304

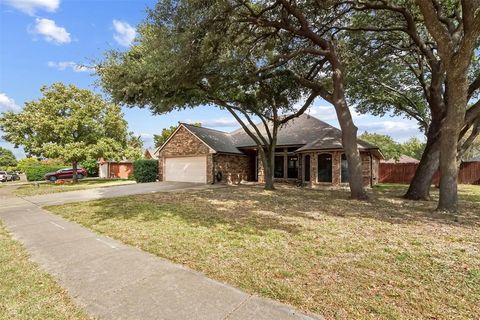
left=98, top=0, right=318, bottom=190
left=0, top=83, right=130, bottom=182
left=154, top=126, right=178, bottom=149
left=0, top=147, right=17, bottom=169
left=124, top=132, right=145, bottom=160
left=402, top=137, right=425, bottom=160
left=359, top=132, right=403, bottom=161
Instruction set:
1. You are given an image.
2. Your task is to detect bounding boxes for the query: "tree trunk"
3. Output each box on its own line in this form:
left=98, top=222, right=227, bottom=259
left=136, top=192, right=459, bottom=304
left=437, top=72, right=468, bottom=212
left=404, top=119, right=441, bottom=200
left=329, top=46, right=368, bottom=200
left=337, top=108, right=368, bottom=200
left=263, top=148, right=275, bottom=190
left=72, top=161, right=78, bottom=183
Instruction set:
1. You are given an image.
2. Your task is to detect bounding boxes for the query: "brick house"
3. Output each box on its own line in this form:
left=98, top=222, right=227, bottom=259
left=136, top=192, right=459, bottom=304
left=156, top=114, right=383, bottom=186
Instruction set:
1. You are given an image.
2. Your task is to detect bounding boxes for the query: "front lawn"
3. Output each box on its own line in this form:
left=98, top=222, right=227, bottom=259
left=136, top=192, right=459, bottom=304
left=15, top=178, right=135, bottom=196
left=46, top=184, right=480, bottom=319
left=0, top=222, right=90, bottom=319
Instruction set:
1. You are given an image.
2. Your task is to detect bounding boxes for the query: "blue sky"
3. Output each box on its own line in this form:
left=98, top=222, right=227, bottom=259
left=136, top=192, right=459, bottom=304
left=0, top=0, right=423, bottom=159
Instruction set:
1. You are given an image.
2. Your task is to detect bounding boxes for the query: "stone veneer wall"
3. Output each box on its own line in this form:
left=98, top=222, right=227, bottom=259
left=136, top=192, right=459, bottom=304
left=301, top=151, right=378, bottom=187
left=213, top=154, right=250, bottom=184
left=158, top=126, right=214, bottom=184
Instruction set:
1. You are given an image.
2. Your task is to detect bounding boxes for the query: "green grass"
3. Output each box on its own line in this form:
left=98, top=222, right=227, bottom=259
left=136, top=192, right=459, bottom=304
left=0, top=222, right=90, bottom=319
left=15, top=178, right=135, bottom=196
left=46, top=184, right=480, bottom=319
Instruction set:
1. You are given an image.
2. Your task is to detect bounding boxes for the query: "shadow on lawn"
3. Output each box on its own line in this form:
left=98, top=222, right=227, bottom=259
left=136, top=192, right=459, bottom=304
left=84, top=193, right=305, bottom=235
left=71, top=185, right=480, bottom=235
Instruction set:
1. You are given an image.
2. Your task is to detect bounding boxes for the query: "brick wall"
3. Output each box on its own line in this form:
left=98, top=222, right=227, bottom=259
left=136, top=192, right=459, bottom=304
left=214, top=154, right=250, bottom=184
left=158, top=126, right=213, bottom=183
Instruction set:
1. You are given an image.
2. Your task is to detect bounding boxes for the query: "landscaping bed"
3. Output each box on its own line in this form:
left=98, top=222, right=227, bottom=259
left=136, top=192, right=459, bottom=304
left=0, top=222, right=89, bottom=319
left=15, top=178, right=135, bottom=196
left=46, top=184, right=480, bottom=319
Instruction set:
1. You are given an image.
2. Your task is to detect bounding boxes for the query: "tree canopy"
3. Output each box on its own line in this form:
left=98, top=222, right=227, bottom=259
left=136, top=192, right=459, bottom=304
left=0, top=83, right=130, bottom=181
left=0, top=147, right=17, bottom=169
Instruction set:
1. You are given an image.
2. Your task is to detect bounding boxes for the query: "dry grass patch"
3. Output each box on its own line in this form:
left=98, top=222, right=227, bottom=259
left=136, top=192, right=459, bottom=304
left=46, top=184, right=480, bottom=319
left=15, top=178, right=135, bottom=197
left=0, top=222, right=90, bottom=319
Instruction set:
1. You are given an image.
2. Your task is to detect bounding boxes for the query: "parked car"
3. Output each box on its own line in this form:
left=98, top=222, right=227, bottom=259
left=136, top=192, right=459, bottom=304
left=9, top=172, right=20, bottom=181
left=0, top=171, right=12, bottom=182
left=44, top=168, right=88, bottom=182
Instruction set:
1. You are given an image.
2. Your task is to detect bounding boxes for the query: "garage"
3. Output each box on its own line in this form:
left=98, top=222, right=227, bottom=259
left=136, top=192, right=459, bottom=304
left=164, top=156, right=207, bottom=183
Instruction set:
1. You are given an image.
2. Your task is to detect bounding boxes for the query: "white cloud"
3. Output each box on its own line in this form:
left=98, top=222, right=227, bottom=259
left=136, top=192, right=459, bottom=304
left=197, top=117, right=239, bottom=128
left=112, top=20, right=136, bottom=47
left=5, top=0, right=59, bottom=15
left=357, top=120, right=423, bottom=142
left=33, top=18, right=71, bottom=44
left=0, top=93, right=21, bottom=112
left=307, top=104, right=364, bottom=122
left=308, top=105, right=337, bottom=121
left=136, top=133, right=154, bottom=148
left=47, top=61, right=93, bottom=72
left=358, top=121, right=418, bottom=132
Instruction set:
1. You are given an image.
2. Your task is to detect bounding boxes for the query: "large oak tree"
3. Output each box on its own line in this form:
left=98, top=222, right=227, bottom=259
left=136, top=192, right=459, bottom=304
left=345, top=0, right=480, bottom=210
left=97, top=0, right=318, bottom=190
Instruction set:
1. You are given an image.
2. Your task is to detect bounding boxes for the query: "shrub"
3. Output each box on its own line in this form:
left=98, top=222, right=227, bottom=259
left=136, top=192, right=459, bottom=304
left=80, top=159, right=99, bottom=177
left=16, top=157, right=40, bottom=173
left=133, top=160, right=158, bottom=183
left=25, top=165, right=65, bottom=181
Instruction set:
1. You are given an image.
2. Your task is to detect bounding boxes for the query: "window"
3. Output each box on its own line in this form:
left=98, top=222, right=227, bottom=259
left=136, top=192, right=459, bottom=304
left=274, top=156, right=284, bottom=178
left=275, top=148, right=285, bottom=153
left=287, top=147, right=298, bottom=153
left=304, top=155, right=311, bottom=182
left=287, top=156, right=298, bottom=178
left=341, top=154, right=349, bottom=183
left=317, top=154, right=332, bottom=182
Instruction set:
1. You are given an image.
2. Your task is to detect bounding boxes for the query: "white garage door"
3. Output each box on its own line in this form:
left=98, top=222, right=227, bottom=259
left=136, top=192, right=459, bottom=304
left=165, top=156, right=207, bottom=183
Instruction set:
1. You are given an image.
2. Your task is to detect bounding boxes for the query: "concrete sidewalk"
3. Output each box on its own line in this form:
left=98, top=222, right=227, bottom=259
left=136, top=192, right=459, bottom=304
left=0, top=184, right=322, bottom=320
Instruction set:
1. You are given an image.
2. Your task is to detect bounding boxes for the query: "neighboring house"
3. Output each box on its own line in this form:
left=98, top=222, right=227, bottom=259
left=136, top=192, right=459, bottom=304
left=382, top=155, right=420, bottom=164
left=98, top=159, right=133, bottom=179
left=156, top=114, right=383, bottom=186
left=144, top=149, right=158, bottom=160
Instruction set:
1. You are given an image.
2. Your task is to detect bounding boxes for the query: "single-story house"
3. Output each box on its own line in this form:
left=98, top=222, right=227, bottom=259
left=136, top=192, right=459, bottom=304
left=98, top=159, right=133, bottom=179
left=155, top=114, right=383, bottom=186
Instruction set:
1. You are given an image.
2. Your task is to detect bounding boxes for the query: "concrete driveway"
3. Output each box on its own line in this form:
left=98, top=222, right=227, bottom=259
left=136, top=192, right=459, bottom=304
left=0, top=182, right=322, bottom=320
left=20, top=181, right=211, bottom=206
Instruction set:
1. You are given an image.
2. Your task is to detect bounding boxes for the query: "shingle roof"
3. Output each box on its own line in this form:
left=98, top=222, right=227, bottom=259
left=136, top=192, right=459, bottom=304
left=295, top=126, right=378, bottom=152
left=231, top=114, right=342, bottom=147
left=177, top=114, right=381, bottom=156
left=182, top=123, right=243, bottom=154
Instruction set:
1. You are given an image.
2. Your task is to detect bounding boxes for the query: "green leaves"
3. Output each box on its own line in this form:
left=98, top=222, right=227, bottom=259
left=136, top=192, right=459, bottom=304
left=0, top=83, right=130, bottom=165
left=0, top=147, right=17, bottom=169
left=360, top=132, right=426, bottom=160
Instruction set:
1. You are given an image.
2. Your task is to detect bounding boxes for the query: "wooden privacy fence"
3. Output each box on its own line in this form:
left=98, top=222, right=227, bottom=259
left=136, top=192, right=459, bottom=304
left=379, top=161, right=480, bottom=185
